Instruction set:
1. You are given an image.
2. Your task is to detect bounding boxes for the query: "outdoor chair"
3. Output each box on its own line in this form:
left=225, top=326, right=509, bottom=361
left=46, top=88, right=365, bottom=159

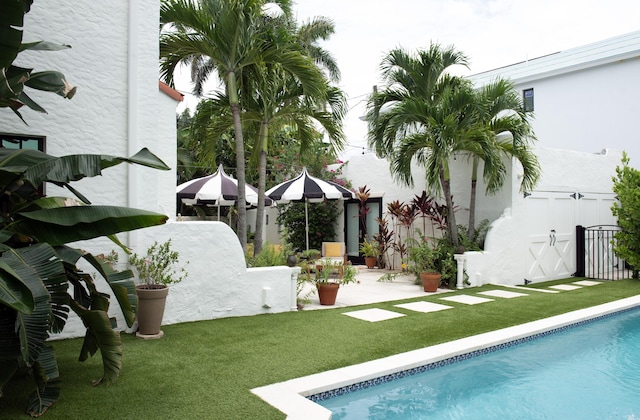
left=321, top=242, right=347, bottom=278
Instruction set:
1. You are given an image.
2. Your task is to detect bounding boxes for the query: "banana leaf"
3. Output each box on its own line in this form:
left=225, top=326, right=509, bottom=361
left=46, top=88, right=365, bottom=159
left=14, top=205, right=169, bottom=245
left=26, top=345, right=60, bottom=417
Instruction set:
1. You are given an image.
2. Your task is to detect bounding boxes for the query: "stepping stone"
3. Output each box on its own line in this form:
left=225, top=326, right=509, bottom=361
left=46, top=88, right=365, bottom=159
left=395, top=301, right=453, bottom=314
left=478, top=290, right=528, bottom=299
left=549, top=284, right=583, bottom=291
left=342, top=308, right=406, bottom=322
left=572, top=280, right=602, bottom=286
left=440, top=295, right=493, bottom=305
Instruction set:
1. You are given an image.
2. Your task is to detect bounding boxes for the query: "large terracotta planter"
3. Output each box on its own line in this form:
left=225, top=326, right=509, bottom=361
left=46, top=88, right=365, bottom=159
left=317, top=283, right=340, bottom=305
left=135, top=285, right=169, bottom=335
left=420, top=272, right=441, bottom=293
left=364, top=256, right=377, bottom=269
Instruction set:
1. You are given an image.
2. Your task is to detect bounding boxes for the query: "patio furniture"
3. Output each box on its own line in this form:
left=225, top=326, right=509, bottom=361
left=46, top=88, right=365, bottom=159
left=321, top=242, right=347, bottom=278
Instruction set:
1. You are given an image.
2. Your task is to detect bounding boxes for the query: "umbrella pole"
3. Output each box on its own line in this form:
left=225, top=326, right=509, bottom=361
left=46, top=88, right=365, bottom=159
left=218, top=205, right=220, bottom=221
left=305, top=199, right=309, bottom=251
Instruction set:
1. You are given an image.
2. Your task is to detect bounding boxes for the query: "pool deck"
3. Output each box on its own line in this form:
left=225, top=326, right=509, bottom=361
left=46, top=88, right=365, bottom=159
left=253, top=278, right=640, bottom=420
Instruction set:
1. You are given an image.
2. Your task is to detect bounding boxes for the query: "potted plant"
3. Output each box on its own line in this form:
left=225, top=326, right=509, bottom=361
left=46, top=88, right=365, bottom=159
left=129, top=239, right=188, bottom=336
left=310, top=259, right=357, bottom=305
left=359, top=238, right=380, bottom=269
left=407, top=237, right=441, bottom=292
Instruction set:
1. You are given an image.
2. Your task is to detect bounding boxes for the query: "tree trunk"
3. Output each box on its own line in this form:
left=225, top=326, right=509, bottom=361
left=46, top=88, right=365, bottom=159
left=468, top=157, right=478, bottom=242
left=228, top=71, right=247, bottom=251
left=253, top=121, right=269, bottom=256
left=440, top=163, right=459, bottom=247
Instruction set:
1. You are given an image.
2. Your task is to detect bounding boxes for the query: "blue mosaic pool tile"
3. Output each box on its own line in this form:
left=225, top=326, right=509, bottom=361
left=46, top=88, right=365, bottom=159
left=308, top=306, right=637, bottom=403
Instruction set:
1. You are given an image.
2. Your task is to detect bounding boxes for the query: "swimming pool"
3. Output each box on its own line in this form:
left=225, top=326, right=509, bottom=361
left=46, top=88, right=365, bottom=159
left=316, top=305, right=640, bottom=418
left=251, top=295, right=640, bottom=419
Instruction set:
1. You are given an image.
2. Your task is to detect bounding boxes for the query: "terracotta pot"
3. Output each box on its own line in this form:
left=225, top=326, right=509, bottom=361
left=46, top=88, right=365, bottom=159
left=317, top=283, right=340, bottom=305
left=135, top=285, right=169, bottom=335
left=420, top=272, right=441, bottom=293
left=364, top=256, right=377, bottom=269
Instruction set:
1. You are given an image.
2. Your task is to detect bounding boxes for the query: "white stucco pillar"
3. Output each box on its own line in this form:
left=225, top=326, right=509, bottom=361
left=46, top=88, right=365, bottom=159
left=454, top=254, right=467, bottom=289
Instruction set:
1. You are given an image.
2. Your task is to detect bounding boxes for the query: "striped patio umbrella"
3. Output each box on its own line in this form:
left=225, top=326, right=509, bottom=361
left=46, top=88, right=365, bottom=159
left=177, top=164, right=271, bottom=219
left=266, top=167, right=354, bottom=250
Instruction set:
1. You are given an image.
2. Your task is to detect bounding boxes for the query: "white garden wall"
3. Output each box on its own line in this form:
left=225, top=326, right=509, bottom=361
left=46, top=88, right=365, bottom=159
left=51, top=222, right=299, bottom=340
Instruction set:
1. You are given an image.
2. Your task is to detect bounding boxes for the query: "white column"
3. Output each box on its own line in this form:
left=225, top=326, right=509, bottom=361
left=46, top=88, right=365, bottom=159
left=454, top=254, right=467, bottom=289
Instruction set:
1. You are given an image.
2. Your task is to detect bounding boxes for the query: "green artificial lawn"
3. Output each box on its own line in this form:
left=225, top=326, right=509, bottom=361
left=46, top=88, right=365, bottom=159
left=2, top=277, right=639, bottom=419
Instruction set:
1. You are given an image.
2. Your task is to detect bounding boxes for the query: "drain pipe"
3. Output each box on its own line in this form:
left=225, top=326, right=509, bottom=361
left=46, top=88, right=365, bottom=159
left=126, top=1, right=140, bottom=251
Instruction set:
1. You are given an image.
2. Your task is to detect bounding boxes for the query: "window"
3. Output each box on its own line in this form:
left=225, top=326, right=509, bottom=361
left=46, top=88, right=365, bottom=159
left=523, top=88, right=534, bottom=112
left=1, top=133, right=46, bottom=194
left=0, top=133, right=45, bottom=151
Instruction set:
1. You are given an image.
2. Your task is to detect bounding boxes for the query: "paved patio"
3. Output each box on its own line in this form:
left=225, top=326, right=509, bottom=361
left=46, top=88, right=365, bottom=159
left=299, top=266, right=452, bottom=310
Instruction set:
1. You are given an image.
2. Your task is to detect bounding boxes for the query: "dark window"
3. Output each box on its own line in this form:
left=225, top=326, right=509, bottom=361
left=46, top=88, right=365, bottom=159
left=0, top=133, right=45, bottom=151
left=523, top=88, right=534, bottom=112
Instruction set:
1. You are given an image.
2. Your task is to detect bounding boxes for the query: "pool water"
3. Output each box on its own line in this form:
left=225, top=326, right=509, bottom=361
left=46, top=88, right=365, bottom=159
left=319, top=308, right=640, bottom=419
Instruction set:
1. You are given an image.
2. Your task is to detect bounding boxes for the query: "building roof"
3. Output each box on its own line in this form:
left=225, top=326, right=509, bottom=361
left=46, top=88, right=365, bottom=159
left=159, top=81, right=184, bottom=102
left=468, top=30, right=640, bottom=87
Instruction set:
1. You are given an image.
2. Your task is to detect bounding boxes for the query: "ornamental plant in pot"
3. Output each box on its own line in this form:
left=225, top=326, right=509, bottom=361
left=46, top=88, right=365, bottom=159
left=310, top=259, right=357, bottom=305
left=129, top=239, right=188, bottom=336
left=359, top=238, right=380, bottom=269
left=407, top=236, right=441, bottom=292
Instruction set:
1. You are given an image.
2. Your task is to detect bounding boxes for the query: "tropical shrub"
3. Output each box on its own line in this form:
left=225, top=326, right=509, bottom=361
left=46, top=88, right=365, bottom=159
left=611, top=152, right=640, bottom=277
left=0, top=148, right=170, bottom=416
left=276, top=200, right=342, bottom=251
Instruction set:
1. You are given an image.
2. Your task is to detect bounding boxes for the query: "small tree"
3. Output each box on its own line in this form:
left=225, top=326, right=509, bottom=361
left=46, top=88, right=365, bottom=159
left=611, top=152, right=640, bottom=277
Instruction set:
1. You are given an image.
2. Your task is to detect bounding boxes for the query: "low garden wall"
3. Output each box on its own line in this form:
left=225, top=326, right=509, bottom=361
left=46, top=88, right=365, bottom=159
left=50, top=221, right=299, bottom=340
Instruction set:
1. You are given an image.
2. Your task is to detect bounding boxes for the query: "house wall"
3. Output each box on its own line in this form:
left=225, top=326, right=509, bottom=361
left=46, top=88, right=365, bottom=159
left=468, top=31, right=640, bottom=166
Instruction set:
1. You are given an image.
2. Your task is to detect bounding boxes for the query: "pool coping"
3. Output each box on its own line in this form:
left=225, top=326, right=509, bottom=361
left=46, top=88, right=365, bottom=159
left=251, top=295, right=640, bottom=420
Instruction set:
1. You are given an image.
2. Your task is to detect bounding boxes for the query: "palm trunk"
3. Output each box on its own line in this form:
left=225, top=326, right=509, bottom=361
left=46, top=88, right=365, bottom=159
left=468, top=157, right=478, bottom=242
left=228, top=71, right=247, bottom=251
left=440, top=162, right=459, bottom=248
left=253, top=121, right=269, bottom=255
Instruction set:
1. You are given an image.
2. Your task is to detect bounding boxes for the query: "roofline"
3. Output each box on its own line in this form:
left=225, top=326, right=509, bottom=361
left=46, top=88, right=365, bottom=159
left=467, top=30, right=640, bottom=86
left=159, top=81, right=184, bottom=102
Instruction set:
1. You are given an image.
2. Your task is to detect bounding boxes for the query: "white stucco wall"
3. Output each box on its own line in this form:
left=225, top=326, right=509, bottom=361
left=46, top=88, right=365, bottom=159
left=51, top=222, right=299, bottom=340
left=464, top=147, right=622, bottom=286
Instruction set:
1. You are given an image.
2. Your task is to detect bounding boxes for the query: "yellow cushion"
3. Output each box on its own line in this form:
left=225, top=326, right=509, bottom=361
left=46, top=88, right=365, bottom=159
left=324, top=243, right=343, bottom=257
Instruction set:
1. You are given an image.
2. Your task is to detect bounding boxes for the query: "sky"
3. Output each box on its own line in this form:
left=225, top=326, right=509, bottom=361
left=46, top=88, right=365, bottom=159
left=176, top=0, right=640, bottom=160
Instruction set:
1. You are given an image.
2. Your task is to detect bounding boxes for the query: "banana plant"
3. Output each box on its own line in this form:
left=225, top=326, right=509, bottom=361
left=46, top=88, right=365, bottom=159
left=0, top=0, right=76, bottom=123
left=0, top=147, right=170, bottom=416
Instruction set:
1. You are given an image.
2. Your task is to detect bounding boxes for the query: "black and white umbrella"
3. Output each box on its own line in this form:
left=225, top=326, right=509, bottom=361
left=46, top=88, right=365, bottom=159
left=177, top=164, right=271, bottom=219
left=266, top=167, right=354, bottom=250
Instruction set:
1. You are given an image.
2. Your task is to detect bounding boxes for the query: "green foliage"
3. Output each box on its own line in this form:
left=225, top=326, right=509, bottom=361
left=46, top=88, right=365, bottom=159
left=246, top=242, right=290, bottom=267
left=0, top=147, right=170, bottom=416
left=406, top=234, right=459, bottom=288
left=406, top=236, right=438, bottom=274
left=308, top=260, right=357, bottom=286
left=611, top=153, right=640, bottom=274
left=128, top=240, right=188, bottom=286
left=0, top=0, right=76, bottom=123
left=359, top=238, right=380, bottom=258
left=277, top=200, right=342, bottom=251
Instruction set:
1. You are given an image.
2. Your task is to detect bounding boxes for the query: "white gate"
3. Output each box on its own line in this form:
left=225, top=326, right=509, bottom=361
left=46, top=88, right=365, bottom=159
left=524, top=191, right=617, bottom=283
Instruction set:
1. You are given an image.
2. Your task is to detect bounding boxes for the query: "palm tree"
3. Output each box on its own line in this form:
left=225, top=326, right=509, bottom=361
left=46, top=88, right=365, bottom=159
left=160, top=0, right=324, bottom=250
left=465, top=78, right=540, bottom=240
left=366, top=44, right=476, bottom=247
